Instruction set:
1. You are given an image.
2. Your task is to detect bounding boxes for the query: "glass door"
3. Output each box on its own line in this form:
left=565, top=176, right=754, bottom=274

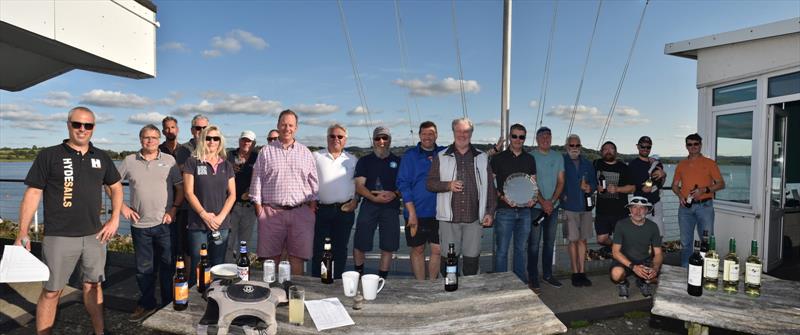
left=765, top=104, right=788, bottom=270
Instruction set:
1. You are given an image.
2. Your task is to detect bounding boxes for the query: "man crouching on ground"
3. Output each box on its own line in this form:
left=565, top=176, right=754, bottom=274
left=610, top=196, right=663, bottom=299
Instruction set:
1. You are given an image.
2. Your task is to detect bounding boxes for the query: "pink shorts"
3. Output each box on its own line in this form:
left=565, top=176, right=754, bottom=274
left=257, top=205, right=315, bottom=260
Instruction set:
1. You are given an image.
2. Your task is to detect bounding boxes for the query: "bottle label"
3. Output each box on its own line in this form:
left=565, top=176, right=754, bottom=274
left=321, top=262, right=328, bottom=278
left=203, top=270, right=211, bottom=285
left=745, top=263, right=761, bottom=285
left=723, top=260, right=738, bottom=281
left=174, top=282, right=188, bottom=304
left=688, top=264, right=703, bottom=286
left=704, top=258, right=719, bottom=279
left=238, top=266, right=249, bottom=281
left=445, top=266, right=457, bottom=285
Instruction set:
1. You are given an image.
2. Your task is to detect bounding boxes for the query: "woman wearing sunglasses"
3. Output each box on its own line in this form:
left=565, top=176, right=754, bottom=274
left=182, top=125, right=236, bottom=285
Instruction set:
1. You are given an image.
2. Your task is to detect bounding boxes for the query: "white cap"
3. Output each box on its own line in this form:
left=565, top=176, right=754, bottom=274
left=239, top=130, right=256, bottom=141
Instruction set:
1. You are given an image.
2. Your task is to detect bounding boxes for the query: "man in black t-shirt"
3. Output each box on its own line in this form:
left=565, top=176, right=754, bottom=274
left=594, top=141, right=635, bottom=255
left=14, top=106, right=123, bottom=335
left=627, top=136, right=667, bottom=237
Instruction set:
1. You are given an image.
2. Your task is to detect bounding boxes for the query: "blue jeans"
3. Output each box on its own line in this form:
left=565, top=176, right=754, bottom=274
left=131, top=224, right=174, bottom=309
left=528, top=208, right=558, bottom=286
left=494, top=208, right=532, bottom=282
left=312, top=204, right=355, bottom=279
left=188, top=228, right=229, bottom=286
left=679, top=200, right=715, bottom=267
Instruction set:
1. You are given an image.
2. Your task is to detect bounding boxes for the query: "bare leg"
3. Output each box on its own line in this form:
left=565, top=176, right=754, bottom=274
left=353, top=248, right=365, bottom=267
left=410, top=245, right=426, bottom=280
left=36, top=289, right=62, bottom=335
left=568, top=241, right=579, bottom=273
left=379, top=251, right=393, bottom=272
left=428, top=244, right=441, bottom=280
left=288, top=255, right=305, bottom=276
left=577, top=240, right=588, bottom=273
left=83, top=282, right=105, bottom=335
left=610, top=266, right=626, bottom=283
left=597, top=234, right=612, bottom=248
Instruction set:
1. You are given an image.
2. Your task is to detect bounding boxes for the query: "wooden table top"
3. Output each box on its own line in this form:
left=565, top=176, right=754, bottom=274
left=651, top=264, right=800, bottom=335
left=143, top=272, right=567, bottom=335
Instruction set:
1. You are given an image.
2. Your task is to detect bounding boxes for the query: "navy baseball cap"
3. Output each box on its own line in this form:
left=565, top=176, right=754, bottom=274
left=536, top=126, right=551, bottom=136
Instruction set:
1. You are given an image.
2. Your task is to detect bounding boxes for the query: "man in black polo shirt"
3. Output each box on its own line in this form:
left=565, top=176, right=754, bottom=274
left=15, top=106, right=123, bottom=335
left=627, top=136, right=667, bottom=237
left=490, top=123, right=537, bottom=283
left=353, top=126, right=401, bottom=279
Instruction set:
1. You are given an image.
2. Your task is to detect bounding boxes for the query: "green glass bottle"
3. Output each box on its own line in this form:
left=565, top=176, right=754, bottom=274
left=744, top=240, right=762, bottom=297
left=722, top=238, right=739, bottom=294
left=702, top=235, right=719, bottom=290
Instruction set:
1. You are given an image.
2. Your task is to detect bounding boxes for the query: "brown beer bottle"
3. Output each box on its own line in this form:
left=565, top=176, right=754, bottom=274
left=174, top=255, right=189, bottom=311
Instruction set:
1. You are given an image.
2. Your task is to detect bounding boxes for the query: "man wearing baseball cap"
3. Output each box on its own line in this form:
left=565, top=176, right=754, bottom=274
left=353, top=126, right=402, bottom=278
left=627, top=136, right=667, bottom=237
left=610, top=196, right=663, bottom=299
left=225, top=130, right=259, bottom=261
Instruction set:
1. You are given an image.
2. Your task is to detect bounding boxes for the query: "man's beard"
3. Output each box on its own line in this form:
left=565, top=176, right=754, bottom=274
left=374, top=146, right=390, bottom=158
left=165, top=133, right=176, bottom=140
left=639, top=153, right=649, bottom=159
left=603, top=153, right=616, bottom=162
left=568, top=150, right=580, bottom=160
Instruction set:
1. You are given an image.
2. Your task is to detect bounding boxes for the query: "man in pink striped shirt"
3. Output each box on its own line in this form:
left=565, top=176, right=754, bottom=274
left=250, top=109, right=319, bottom=275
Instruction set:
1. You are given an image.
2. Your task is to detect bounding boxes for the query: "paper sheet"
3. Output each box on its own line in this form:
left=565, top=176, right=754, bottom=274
left=0, top=245, right=50, bottom=283
left=304, top=297, right=355, bottom=331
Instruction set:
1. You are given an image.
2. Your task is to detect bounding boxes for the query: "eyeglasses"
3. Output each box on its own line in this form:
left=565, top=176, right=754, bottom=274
left=193, top=126, right=207, bottom=131
left=205, top=136, right=221, bottom=142
left=629, top=198, right=651, bottom=205
left=638, top=145, right=652, bottom=150
left=69, top=121, right=95, bottom=130
left=328, top=134, right=345, bottom=140
left=686, top=142, right=700, bottom=147
left=142, top=136, right=159, bottom=142
left=510, top=134, right=526, bottom=140
left=374, top=136, right=389, bottom=141
left=267, top=137, right=278, bottom=142
left=568, top=144, right=582, bottom=148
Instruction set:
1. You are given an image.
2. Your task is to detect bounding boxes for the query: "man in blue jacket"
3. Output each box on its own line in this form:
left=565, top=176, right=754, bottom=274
left=561, top=134, right=597, bottom=287
left=397, top=121, right=446, bottom=280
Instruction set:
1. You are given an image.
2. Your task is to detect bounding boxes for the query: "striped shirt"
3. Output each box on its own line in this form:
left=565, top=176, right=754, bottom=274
left=249, top=140, right=319, bottom=206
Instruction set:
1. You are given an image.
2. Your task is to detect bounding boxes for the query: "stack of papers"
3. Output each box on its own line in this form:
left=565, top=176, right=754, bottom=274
left=304, top=298, right=355, bottom=331
left=0, top=245, right=50, bottom=283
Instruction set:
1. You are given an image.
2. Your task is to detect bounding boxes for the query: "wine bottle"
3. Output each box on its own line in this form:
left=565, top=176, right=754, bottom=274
left=703, top=235, right=719, bottom=290
left=685, top=184, right=698, bottom=208
left=197, top=243, right=210, bottom=293
left=688, top=240, right=703, bottom=297
left=173, top=256, right=188, bottom=311
left=700, top=230, right=709, bottom=259
left=598, top=174, right=607, bottom=193
left=321, top=237, right=334, bottom=284
left=722, top=238, right=739, bottom=294
left=533, top=211, right=547, bottom=227
left=237, top=241, right=250, bottom=281
left=445, top=243, right=458, bottom=292
left=745, top=240, right=762, bottom=297
left=582, top=175, right=594, bottom=211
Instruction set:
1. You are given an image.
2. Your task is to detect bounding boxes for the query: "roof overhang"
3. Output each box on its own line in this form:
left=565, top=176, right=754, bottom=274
left=665, top=17, right=800, bottom=60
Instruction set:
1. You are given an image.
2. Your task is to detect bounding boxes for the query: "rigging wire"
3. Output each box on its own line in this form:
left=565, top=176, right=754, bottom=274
left=566, top=0, right=603, bottom=136
left=450, top=0, right=469, bottom=118
left=535, top=1, right=558, bottom=128
left=393, top=0, right=418, bottom=144
left=336, top=0, right=374, bottom=139
left=596, top=0, right=649, bottom=150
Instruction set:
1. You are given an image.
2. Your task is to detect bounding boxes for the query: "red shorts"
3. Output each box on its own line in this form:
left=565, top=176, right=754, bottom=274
left=257, top=205, right=315, bottom=260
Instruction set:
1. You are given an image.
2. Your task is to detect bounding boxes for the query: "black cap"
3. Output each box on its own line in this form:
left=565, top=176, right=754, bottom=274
left=637, top=136, right=652, bottom=144
left=536, top=126, right=551, bottom=136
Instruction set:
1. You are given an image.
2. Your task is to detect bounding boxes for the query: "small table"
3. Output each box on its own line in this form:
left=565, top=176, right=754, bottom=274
left=651, top=264, right=800, bottom=335
left=143, top=272, right=567, bottom=334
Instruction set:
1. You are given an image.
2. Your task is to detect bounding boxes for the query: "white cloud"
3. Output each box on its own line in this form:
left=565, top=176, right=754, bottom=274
left=0, top=104, right=65, bottom=121
left=476, top=119, right=501, bottom=127
left=615, top=106, right=640, bottom=117
left=159, top=42, right=190, bottom=53
left=231, top=29, right=268, bottom=49
left=210, top=36, right=241, bottom=53
left=202, top=49, right=223, bottom=58
left=347, top=106, right=367, bottom=115
left=92, top=137, right=112, bottom=144
left=345, top=118, right=409, bottom=129
left=203, top=29, right=268, bottom=58
left=622, top=118, right=651, bottom=126
left=128, top=112, right=167, bottom=125
left=13, top=122, right=52, bottom=131
left=291, top=103, right=339, bottom=116
left=545, top=104, right=649, bottom=128
left=38, top=91, right=72, bottom=108
left=79, top=89, right=151, bottom=108
left=528, top=100, right=539, bottom=109
left=300, top=118, right=335, bottom=127
left=173, top=95, right=282, bottom=116
left=393, top=75, right=480, bottom=97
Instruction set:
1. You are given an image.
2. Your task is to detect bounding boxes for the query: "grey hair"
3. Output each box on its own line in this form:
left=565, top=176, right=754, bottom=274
left=327, top=123, right=348, bottom=136
left=451, top=117, right=474, bottom=132
left=191, top=114, right=209, bottom=126
left=565, top=134, right=581, bottom=145
left=139, top=124, right=160, bottom=138
left=67, top=106, right=95, bottom=122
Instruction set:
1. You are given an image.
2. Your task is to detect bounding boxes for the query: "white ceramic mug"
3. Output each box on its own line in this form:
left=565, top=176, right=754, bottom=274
left=361, top=274, right=385, bottom=300
left=342, top=271, right=360, bottom=297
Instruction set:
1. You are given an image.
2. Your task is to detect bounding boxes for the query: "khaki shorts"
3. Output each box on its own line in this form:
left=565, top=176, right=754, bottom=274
left=42, top=235, right=107, bottom=291
left=439, top=220, right=483, bottom=258
left=564, top=211, right=594, bottom=242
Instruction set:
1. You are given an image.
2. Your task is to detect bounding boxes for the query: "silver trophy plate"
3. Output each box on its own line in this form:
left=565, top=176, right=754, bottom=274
left=503, top=173, right=538, bottom=206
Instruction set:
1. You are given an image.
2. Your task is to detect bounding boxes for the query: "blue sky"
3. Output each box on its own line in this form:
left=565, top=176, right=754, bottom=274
left=1, top=0, right=798, bottom=156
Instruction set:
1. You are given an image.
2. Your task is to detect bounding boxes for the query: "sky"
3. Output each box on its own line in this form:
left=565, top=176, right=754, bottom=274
left=1, top=0, right=798, bottom=156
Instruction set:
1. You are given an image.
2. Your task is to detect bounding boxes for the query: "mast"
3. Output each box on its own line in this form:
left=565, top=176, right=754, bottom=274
left=500, top=0, right=512, bottom=149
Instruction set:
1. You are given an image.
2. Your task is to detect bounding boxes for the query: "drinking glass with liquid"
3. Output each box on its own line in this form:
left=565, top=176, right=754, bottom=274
left=288, top=285, right=305, bottom=325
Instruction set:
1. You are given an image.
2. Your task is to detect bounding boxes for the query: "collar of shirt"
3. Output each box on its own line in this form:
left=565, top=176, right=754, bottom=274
left=61, top=139, right=96, bottom=155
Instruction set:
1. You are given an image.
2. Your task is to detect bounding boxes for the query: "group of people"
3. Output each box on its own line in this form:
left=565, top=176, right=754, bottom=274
left=13, top=106, right=725, bottom=334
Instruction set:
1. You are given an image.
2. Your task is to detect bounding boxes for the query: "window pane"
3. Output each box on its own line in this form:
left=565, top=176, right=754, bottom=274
left=768, top=71, right=800, bottom=98
left=715, top=111, right=752, bottom=204
left=713, top=80, right=756, bottom=106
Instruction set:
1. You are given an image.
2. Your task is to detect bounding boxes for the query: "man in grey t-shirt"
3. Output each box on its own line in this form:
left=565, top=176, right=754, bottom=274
left=118, top=124, right=184, bottom=321
left=610, top=196, right=663, bottom=299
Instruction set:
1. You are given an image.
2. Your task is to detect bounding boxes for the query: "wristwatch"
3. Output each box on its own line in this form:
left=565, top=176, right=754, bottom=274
left=705, top=187, right=711, bottom=194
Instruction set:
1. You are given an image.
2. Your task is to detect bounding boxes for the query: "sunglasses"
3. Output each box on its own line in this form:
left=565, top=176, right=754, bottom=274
left=629, top=198, right=651, bottom=205
left=205, top=136, right=221, bottom=142
left=69, top=121, right=95, bottom=130
left=374, top=136, right=389, bottom=141
left=267, top=137, right=278, bottom=142
left=193, top=126, right=207, bottom=131
left=328, top=134, right=345, bottom=140
left=686, top=142, right=701, bottom=147
left=638, top=145, right=652, bottom=150
left=510, top=134, right=526, bottom=140
left=568, top=144, right=582, bottom=148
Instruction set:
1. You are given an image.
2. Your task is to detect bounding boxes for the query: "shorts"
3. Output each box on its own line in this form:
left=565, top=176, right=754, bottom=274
left=595, top=215, right=627, bottom=236
left=564, top=210, right=593, bottom=242
left=610, top=257, right=654, bottom=279
left=42, top=235, right=107, bottom=291
left=353, top=201, right=400, bottom=252
left=256, top=205, right=315, bottom=260
left=650, top=201, right=664, bottom=236
left=406, top=217, right=440, bottom=247
left=438, top=220, right=483, bottom=258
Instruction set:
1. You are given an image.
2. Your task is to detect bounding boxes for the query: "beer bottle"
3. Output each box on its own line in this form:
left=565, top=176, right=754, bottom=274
left=173, top=256, right=188, bottom=311
left=321, top=237, right=334, bottom=284
left=237, top=241, right=250, bottom=281
left=197, top=243, right=210, bottom=293
left=445, top=243, right=458, bottom=292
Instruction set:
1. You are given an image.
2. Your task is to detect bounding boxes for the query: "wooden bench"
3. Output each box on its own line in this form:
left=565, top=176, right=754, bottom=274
left=651, top=264, right=800, bottom=335
left=143, top=272, right=566, bottom=334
